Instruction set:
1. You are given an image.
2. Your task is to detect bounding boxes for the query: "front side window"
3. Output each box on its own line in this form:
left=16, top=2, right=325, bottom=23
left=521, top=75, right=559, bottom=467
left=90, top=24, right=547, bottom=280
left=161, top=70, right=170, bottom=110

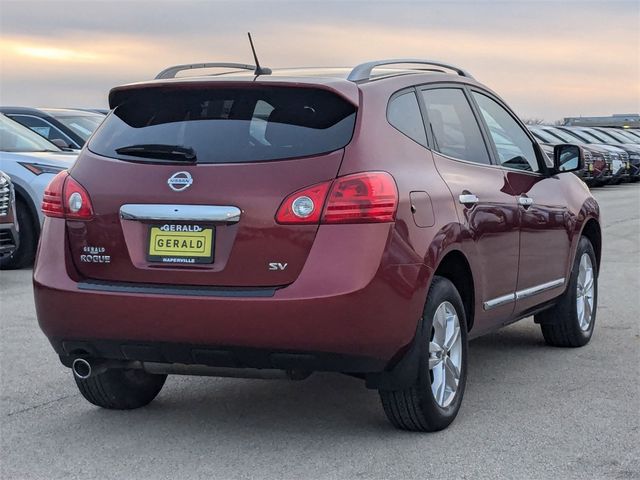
left=421, top=88, right=490, bottom=164
left=387, top=91, right=427, bottom=146
left=472, top=92, right=540, bottom=172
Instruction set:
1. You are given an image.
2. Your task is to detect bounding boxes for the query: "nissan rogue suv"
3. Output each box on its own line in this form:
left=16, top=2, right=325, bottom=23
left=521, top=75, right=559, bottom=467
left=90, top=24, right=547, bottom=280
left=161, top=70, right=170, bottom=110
left=33, top=59, right=601, bottom=432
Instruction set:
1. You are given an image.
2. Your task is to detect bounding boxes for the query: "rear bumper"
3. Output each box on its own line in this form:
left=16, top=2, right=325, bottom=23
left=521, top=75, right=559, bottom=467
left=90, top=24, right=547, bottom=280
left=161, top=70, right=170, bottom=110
left=34, top=218, right=429, bottom=371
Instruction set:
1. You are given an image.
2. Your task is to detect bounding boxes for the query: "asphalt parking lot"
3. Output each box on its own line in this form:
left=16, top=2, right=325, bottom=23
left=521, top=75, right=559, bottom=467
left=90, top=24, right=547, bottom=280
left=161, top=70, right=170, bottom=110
left=1, top=184, right=639, bottom=480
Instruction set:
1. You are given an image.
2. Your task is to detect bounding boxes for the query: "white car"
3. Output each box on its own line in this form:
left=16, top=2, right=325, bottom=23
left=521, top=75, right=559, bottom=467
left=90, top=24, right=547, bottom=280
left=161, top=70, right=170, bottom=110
left=0, top=114, right=76, bottom=268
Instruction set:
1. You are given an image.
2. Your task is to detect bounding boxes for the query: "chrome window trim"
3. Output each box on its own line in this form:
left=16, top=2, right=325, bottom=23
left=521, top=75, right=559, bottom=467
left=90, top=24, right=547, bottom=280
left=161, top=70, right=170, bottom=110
left=483, top=278, right=565, bottom=311
left=120, top=204, right=241, bottom=223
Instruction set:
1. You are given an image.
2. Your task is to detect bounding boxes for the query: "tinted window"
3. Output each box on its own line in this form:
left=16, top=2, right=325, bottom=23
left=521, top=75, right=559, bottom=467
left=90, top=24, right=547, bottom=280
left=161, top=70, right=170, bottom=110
left=472, top=93, right=540, bottom=172
left=89, top=87, right=356, bottom=164
left=54, top=114, right=103, bottom=141
left=0, top=115, right=61, bottom=152
left=387, top=92, right=426, bottom=146
left=421, top=88, right=490, bottom=164
left=9, top=115, right=71, bottom=145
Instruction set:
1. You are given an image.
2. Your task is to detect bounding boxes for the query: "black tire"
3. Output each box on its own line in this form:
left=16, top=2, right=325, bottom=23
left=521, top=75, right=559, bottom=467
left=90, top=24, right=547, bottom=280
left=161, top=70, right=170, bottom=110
left=535, top=236, right=597, bottom=347
left=379, top=276, right=468, bottom=432
left=0, top=199, right=37, bottom=270
left=74, top=368, right=167, bottom=410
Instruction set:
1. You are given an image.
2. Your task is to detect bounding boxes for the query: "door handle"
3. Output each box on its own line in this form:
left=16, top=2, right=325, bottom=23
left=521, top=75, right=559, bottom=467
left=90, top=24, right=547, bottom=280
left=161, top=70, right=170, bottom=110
left=459, top=193, right=479, bottom=206
left=518, top=195, right=534, bottom=208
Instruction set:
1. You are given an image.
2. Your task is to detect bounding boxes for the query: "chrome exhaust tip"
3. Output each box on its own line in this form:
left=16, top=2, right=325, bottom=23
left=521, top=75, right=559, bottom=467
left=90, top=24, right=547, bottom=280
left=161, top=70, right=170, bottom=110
left=72, top=358, right=92, bottom=380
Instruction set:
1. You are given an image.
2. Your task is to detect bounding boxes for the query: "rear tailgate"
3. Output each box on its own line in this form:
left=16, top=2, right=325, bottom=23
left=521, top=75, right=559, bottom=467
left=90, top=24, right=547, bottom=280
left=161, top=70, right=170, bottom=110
left=66, top=81, right=358, bottom=287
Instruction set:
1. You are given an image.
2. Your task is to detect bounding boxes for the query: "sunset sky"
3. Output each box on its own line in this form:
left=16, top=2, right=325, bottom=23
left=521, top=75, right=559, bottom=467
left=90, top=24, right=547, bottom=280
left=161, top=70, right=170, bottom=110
left=1, top=0, right=638, bottom=122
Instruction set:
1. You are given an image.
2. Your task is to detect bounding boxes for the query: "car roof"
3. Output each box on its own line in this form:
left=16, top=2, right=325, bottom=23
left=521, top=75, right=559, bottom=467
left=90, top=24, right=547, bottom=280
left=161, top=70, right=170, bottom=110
left=0, top=107, right=102, bottom=117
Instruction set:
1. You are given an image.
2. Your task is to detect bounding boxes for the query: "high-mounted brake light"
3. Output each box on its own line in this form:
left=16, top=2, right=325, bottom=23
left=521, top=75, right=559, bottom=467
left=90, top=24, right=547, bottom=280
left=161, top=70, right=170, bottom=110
left=275, top=172, right=398, bottom=225
left=42, top=171, right=94, bottom=220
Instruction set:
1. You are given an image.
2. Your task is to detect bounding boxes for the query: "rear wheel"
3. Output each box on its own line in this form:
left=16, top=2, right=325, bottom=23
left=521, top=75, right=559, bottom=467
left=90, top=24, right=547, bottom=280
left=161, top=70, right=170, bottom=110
left=74, top=368, right=167, bottom=409
left=0, top=199, right=37, bottom=270
left=379, top=276, right=468, bottom=432
left=535, top=236, right=597, bottom=347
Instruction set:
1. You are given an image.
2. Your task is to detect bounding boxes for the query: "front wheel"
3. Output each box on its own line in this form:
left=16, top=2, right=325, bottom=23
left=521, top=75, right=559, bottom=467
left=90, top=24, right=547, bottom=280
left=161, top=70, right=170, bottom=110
left=379, top=276, right=468, bottom=432
left=535, top=236, right=597, bottom=347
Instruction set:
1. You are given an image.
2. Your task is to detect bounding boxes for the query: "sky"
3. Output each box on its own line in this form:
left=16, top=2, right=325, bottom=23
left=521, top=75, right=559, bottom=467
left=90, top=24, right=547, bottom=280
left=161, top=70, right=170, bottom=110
left=0, top=0, right=638, bottom=122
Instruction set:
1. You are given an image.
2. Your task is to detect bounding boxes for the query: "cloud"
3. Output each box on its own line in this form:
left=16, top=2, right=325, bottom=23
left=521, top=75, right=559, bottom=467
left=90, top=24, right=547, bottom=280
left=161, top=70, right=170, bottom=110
left=0, top=0, right=637, bottom=120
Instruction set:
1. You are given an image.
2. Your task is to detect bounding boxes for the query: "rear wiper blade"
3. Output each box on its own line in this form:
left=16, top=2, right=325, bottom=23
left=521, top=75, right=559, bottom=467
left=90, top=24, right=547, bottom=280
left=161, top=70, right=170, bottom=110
left=115, top=144, right=197, bottom=162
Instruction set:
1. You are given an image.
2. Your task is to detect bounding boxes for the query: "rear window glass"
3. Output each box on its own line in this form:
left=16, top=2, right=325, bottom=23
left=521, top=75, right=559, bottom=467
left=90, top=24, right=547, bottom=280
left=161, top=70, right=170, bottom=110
left=89, top=86, right=357, bottom=164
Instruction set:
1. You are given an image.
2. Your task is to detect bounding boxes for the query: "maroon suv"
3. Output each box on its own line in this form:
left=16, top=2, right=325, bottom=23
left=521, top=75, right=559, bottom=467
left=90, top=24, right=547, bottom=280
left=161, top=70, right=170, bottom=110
left=33, top=60, right=601, bottom=431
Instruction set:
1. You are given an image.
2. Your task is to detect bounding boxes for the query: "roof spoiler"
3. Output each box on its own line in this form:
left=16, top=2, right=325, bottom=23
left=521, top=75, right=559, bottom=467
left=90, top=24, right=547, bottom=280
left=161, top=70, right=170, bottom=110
left=347, top=59, right=474, bottom=82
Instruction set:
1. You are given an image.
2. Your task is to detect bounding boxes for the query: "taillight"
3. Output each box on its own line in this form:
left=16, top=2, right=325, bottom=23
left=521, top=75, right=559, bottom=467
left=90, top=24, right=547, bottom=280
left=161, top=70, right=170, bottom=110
left=322, top=172, right=398, bottom=223
left=42, top=171, right=94, bottom=220
left=275, top=181, right=332, bottom=224
left=275, top=172, right=398, bottom=225
left=41, top=171, right=68, bottom=218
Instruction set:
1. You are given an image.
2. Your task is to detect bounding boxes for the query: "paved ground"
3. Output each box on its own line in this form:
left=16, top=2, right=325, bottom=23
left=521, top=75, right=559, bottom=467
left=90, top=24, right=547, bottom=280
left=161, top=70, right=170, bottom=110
left=1, top=184, right=639, bottom=480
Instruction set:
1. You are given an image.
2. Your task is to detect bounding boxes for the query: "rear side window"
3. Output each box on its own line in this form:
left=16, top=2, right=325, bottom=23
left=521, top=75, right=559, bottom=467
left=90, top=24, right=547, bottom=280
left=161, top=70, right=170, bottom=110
left=387, top=92, right=427, bottom=146
left=421, top=88, right=490, bottom=165
left=89, top=87, right=357, bottom=164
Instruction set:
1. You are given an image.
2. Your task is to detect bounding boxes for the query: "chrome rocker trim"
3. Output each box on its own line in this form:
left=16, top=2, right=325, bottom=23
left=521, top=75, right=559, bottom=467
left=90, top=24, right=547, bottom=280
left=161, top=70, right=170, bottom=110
left=483, top=278, right=565, bottom=311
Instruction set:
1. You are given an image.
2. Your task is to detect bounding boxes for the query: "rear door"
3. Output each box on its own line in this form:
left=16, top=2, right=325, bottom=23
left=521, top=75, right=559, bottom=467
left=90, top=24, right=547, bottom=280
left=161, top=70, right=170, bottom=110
left=419, top=86, right=520, bottom=331
left=470, top=90, right=571, bottom=314
left=67, top=84, right=357, bottom=287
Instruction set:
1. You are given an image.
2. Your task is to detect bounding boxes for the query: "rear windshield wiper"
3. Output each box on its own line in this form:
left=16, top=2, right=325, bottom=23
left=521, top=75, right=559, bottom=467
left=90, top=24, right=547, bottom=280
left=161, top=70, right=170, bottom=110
left=115, top=144, right=197, bottom=162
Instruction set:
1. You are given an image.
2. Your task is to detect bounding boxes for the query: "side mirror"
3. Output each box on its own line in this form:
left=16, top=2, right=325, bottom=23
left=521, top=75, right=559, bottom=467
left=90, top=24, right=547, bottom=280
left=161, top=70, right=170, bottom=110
left=553, top=144, right=583, bottom=173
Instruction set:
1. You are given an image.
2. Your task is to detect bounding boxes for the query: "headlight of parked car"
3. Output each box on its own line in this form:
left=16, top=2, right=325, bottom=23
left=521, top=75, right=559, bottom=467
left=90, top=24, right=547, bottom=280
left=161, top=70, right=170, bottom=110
left=18, top=162, right=68, bottom=176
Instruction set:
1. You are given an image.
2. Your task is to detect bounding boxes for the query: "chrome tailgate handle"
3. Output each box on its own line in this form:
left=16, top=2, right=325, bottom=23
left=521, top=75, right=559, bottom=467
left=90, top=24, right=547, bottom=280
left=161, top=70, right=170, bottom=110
left=120, top=204, right=241, bottom=224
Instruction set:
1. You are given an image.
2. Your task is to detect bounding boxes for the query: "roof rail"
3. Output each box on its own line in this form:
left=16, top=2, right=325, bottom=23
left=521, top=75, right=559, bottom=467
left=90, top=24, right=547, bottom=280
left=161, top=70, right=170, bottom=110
left=155, top=63, right=257, bottom=80
left=347, top=59, right=474, bottom=82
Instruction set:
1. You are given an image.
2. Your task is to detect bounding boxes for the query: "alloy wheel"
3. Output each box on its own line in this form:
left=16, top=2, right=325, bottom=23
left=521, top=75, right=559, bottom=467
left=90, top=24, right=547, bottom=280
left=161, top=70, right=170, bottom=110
left=576, top=253, right=595, bottom=331
left=428, top=301, right=463, bottom=408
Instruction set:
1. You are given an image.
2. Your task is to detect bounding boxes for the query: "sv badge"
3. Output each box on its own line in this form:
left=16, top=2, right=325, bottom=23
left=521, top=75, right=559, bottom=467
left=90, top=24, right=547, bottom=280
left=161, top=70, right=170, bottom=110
left=268, top=262, right=288, bottom=271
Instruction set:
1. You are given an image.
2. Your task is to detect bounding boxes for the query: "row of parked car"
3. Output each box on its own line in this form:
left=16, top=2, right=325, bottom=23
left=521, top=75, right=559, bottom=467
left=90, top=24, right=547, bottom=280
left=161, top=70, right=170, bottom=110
left=527, top=124, right=640, bottom=186
left=0, top=108, right=105, bottom=268
left=0, top=104, right=638, bottom=271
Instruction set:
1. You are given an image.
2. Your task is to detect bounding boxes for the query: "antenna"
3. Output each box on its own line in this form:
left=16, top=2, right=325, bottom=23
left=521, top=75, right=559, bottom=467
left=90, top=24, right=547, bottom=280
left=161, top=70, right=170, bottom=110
left=247, top=32, right=272, bottom=76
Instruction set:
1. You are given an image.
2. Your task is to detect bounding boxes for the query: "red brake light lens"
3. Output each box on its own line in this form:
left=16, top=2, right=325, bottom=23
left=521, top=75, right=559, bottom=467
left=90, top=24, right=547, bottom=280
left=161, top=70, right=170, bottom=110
left=322, top=172, right=398, bottom=224
left=41, top=171, right=68, bottom=218
left=276, top=172, right=398, bottom=225
left=275, top=181, right=332, bottom=224
left=41, top=171, right=94, bottom=220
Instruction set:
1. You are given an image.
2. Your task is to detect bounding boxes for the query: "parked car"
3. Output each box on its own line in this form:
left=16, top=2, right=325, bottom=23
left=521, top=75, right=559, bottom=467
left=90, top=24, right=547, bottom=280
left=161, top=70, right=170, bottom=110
left=542, top=126, right=628, bottom=185
left=528, top=125, right=611, bottom=187
left=0, top=114, right=76, bottom=268
left=590, top=127, right=640, bottom=181
left=34, top=59, right=600, bottom=431
left=0, top=107, right=105, bottom=150
left=557, top=126, right=632, bottom=184
left=0, top=171, right=19, bottom=259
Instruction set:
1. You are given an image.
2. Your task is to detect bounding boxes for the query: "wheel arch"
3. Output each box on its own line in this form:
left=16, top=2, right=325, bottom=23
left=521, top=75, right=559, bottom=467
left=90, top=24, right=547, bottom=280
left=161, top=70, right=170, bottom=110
left=432, top=249, right=475, bottom=332
left=580, top=218, right=601, bottom=273
left=12, top=183, right=41, bottom=236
